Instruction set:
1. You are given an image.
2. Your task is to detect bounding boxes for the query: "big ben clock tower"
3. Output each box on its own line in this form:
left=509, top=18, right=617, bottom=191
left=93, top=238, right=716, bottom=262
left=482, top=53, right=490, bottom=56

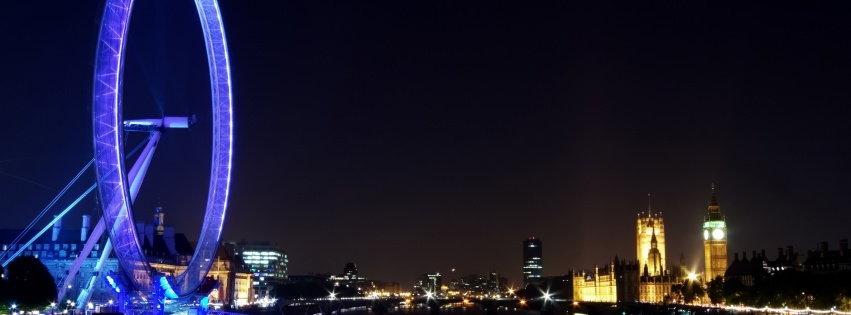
left=703, top=184, right=728, bottom=282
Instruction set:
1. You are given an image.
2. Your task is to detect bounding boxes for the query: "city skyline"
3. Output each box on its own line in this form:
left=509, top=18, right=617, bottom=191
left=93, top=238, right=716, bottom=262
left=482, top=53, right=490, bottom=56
left=2, top=1, right=851, bottom=286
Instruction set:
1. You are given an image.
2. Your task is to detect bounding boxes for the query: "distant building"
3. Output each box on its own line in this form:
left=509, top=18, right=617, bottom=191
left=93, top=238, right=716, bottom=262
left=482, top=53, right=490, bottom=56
left=637, top=203, right=666, bottom=276
left=447, top=272, right=507, bottom=298
left=0, top=209, right=251, bottom=307
left=343, top=262, right=358, bottom=279
left=723, top=248, right=800, bottom=286
left=725, top=241, right=850, bottom=288
left=427, top=273, right=443, bottom=292
left=769, top=246, right=802, bottom=272
left=0, top=214, right=120, bottom=303
left=136, top=207, right=252, bottom=307
left=724, top=251, right=769, bottom=286
left=614, top=257, right=639, bottom=302
left=328, top=262, right=370, bottom=296
left=634, top=202, right=683, bottom=303
left=225, top=241, right=288, bottom=300
left=703, top=185, right=728, bottom=282
left=803, top=240, right=851, bottom=273
left=412, top=272, right=443, bottom=295
left=367, top=280, right=402, bottom=296
left=572, top=263, right=617, bottom=302
left=523, top=237, right=543, bottom=285
left=574, top=200, right=686, bottom=303
left=289, top=265, right=401, bottom=297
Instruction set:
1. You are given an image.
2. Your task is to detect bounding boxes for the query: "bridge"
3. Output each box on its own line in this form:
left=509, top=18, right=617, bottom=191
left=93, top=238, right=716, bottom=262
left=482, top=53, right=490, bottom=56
left=277, top=297, right=727, bottom=315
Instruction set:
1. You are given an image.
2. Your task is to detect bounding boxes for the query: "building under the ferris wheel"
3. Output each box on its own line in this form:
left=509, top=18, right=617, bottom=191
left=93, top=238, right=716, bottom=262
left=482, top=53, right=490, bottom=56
left=0, top=209, right=254, bottom=310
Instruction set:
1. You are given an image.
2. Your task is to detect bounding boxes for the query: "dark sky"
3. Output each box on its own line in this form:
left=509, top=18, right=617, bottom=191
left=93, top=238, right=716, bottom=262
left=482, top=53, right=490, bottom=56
left=2, top=1, right=851, bottom=287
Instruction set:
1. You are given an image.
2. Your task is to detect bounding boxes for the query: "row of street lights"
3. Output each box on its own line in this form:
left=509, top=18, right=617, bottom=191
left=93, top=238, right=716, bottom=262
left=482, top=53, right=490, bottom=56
left=7, top=300, right=103, bottom=315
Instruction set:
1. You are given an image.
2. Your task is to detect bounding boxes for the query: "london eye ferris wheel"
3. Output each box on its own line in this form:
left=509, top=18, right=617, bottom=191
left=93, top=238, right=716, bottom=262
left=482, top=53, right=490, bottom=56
left=91, top=0, right=233, bottom=301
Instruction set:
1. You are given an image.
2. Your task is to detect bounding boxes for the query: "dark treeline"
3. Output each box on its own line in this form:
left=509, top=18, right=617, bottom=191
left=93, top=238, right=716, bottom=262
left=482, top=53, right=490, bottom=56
left=720, top=270, right=851, bottom=310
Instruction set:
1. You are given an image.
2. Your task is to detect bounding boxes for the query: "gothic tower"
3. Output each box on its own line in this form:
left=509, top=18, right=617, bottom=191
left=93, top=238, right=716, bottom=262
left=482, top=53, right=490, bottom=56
left=703, top=184, right=728, bottom=282
left=646, top=227, right=663, bottom=276
left=636, top=196, right=666, bottom=274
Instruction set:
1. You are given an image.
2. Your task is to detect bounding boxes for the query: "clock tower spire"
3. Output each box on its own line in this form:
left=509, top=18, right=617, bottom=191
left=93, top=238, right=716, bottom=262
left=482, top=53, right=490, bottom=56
left=703, top=184, right=728, bottom=282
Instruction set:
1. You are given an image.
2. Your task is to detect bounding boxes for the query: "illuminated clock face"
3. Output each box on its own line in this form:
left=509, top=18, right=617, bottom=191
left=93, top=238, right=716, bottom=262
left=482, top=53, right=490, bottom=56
left=703, top=230, right=709, bottom=240
left=712, top=228, right=725, bottom=240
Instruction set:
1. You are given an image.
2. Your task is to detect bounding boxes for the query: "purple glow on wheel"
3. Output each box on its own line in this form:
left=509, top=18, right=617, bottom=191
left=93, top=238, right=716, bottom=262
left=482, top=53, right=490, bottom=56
left=92, top=0, right=233, bottom=296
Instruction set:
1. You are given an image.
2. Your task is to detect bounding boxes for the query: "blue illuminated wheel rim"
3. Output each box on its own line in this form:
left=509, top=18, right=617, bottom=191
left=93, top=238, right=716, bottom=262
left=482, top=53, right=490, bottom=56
left=92, top=0, right=233, bottom=296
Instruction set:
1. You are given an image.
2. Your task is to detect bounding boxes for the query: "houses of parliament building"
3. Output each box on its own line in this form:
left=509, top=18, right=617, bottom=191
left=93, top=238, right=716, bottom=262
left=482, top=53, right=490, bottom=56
left=571, top=186, right=728, bottom=303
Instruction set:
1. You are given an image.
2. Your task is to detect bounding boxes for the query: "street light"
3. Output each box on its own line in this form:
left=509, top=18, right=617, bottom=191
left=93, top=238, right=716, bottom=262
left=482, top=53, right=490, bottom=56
left=687, top=272, right=697, bottom=281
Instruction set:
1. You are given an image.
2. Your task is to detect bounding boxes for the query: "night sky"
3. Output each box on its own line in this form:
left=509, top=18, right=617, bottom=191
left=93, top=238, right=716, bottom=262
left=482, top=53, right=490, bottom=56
left=2, top=1, right=851, bottom=287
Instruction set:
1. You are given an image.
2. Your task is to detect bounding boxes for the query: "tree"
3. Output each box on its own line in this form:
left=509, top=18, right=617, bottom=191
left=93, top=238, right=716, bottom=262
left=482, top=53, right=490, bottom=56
left=671, top=284, right=684, bottom=304
left=836, top=294, right=851, bottom=312
left=0, top=265, right=11, bottom=313
left=707, top=276, right=724, bottom=305
left=722, top=277, right=745, bottom=305
left=680, top=279, right=705, bottom=304
left=6, top=256, right=57, bottom=311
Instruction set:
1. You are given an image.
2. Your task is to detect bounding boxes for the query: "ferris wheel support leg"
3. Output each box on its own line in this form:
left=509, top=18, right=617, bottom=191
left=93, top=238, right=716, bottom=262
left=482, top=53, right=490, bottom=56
left=74, top=238, right=113, bottom=313
left=56, top=218, right=105, bottom=302
left=127, top=131, right=162, bottom=203
left=59, top=136, right=156, bottom=305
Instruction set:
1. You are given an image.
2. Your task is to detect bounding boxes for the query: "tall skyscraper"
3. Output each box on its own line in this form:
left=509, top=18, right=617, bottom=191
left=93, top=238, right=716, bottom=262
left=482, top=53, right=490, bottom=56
left=523, top=237, right=543, bottom=284
left=703, top=184, right=728, bottom=282
left=636, top=199, right=666, bottom=275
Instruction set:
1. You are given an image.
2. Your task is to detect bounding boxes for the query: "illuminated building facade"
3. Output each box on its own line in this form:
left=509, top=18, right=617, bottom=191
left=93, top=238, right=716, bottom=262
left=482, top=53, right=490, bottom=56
left=427, top=273, right=443, bottom=293
left=638, top=272, right=680, bottom=303
left=634, top=201, right=684, bottom=303
left=572, top=263, right=617, bottom=302
left=0, top=215, right=120, bottom=303
left=523, top=237, right=543, bottom=284
left=637, top=207, right=666, bottom=276
left=135, top=210, right=253, bottom=307
left=225, top=241, right=288, bottom=299
left=570, top=197, right=693, bottom=303
left=703, top=185, right=728, bottom=282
